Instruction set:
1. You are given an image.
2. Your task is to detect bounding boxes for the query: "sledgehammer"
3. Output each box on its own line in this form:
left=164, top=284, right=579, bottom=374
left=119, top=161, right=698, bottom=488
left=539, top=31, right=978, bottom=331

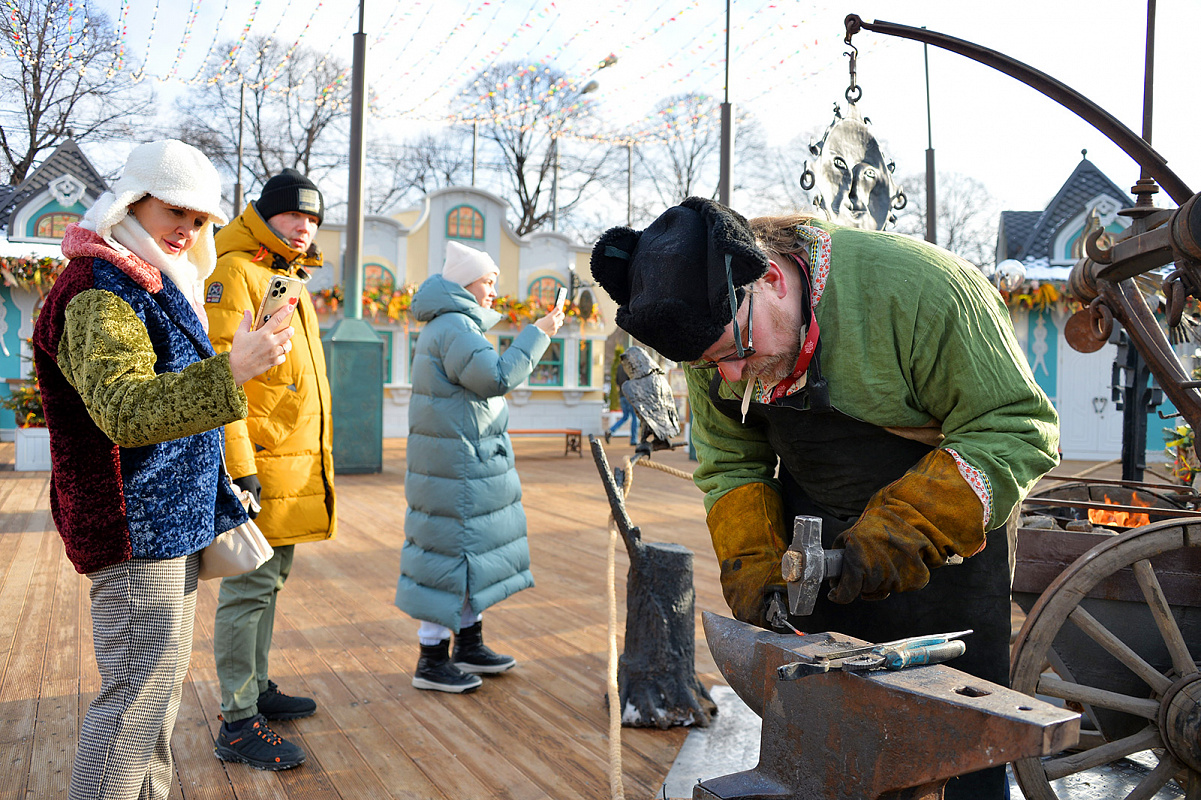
left=780, top=515, right=841, bottom=617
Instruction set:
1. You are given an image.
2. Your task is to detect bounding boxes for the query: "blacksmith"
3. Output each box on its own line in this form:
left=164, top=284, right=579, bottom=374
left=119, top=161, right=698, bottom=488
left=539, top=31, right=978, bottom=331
left=590, top=197, right=1059, bottom=800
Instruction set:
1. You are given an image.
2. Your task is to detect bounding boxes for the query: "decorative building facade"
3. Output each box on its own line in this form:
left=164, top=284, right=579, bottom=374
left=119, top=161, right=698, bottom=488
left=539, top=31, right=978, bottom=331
left=997, top=154, right=1182, bottom=462
left=0, top=140, right=109, bottom=437
left=306, top=186, right=619, bottom=438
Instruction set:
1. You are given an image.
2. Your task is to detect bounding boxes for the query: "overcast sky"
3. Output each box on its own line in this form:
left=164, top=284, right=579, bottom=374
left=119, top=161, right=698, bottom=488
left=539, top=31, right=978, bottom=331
left=85, top=0, right=1199, bottom=216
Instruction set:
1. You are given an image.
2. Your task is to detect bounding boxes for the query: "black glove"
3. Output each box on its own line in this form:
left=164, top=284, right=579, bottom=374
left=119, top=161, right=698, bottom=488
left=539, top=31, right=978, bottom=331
left=233, top=475, right=262, bottom=519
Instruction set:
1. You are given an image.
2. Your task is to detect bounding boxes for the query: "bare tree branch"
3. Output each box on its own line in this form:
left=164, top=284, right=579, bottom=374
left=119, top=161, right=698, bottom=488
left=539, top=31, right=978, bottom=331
left=451, top=61, right=613, bottom=236
left=892, top=170, right=1000, bottom=268
left=173, top=36, right=350, bottom=203
left=0, top=0, right=154, bottom=184
left=364, top=131, right=475, bottom=214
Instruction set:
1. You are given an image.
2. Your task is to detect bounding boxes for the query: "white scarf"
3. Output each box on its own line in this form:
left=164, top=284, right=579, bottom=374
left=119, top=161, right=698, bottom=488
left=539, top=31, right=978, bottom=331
left=109, top=215, right=209, bottom=330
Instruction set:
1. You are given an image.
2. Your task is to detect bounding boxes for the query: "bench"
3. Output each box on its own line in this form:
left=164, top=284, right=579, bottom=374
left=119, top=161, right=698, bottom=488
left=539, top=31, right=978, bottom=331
left=508, top=429, right=583, bottom=457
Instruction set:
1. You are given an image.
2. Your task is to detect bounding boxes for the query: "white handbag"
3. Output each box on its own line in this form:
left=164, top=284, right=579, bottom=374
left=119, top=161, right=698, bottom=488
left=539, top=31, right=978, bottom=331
left=199, top=471, right=274, bottom=581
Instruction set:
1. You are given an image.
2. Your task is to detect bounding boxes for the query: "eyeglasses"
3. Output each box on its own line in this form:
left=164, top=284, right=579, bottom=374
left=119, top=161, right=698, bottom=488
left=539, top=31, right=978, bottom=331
left=689, top=255, right=755, bottom=370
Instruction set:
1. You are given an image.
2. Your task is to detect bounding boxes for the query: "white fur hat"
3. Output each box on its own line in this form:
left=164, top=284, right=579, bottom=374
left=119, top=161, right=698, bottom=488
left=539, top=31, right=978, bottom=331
left=80, top=139, right=227, bottom=279
left=442, top=241, right=499, bottom=287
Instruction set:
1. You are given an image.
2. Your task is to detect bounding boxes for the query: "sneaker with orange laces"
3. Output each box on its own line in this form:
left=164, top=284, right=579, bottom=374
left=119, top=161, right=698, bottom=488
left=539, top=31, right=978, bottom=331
left=214, top=713, right=306, bottom=770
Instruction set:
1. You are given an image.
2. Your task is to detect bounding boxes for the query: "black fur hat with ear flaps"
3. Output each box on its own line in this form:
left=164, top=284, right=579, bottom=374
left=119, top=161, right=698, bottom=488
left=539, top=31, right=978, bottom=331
left=590, top=196, right=769, bottom=362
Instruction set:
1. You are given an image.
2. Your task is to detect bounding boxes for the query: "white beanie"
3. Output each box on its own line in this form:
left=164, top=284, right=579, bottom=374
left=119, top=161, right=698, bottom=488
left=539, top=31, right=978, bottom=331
left=442, top=241, right=499, bottom=287
left=80, top=139, right=228, bottom=280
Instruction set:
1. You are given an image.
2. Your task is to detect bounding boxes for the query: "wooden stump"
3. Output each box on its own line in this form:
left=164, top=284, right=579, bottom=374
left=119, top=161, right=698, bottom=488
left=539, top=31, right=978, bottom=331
left=589, top=436, right=717, bottom=729
left=618, top=540, right=716, bottom=728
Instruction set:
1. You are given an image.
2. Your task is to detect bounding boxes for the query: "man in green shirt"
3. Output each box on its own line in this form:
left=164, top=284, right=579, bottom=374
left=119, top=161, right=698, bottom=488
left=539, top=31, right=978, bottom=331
left=590, top=197, right=1059, bottom=800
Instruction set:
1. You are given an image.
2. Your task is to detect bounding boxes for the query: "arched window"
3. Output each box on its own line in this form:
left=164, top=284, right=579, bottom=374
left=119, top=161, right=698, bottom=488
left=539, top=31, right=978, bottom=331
left=35, top=212, right=80, bottom=239
left=528, top=276, right=565, bottom=307
left=364, top=263, right=396, bottom=294
left=446, top=205, right=484, bottom=240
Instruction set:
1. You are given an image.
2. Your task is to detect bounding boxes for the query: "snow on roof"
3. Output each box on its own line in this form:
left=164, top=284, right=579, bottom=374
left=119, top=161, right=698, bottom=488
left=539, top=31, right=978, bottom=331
left=0, top=234, right=65, bottom=261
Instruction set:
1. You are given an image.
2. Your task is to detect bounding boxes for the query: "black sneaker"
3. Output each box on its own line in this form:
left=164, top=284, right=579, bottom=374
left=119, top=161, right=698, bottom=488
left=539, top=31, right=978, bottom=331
left=413, top=640, right=483, bottom=693
left=453, top=621, right=517, bottom=674
left=214, top=714, right=306, bottom=771
left=257, top=680, right=316, bottom=720
left=604, top=430, right=612, bottom=444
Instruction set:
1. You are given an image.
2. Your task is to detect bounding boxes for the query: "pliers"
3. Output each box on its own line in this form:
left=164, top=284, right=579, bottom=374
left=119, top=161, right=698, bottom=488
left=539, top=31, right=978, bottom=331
left=777, top=630, right=972, bottom=680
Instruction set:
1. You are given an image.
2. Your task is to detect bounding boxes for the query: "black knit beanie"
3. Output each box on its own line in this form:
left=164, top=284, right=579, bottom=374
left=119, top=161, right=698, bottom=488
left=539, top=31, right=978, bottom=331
left=255, top=168, right=324, bottom=225
left=590, top=197, right=769, bottom=362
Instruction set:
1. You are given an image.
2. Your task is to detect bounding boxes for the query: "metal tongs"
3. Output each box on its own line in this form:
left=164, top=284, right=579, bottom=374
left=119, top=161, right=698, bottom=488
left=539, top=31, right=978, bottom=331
left=777, top=629, right=972, bottom=680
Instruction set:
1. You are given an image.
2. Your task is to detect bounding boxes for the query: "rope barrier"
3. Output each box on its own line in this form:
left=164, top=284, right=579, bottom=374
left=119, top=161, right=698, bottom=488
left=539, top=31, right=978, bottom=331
left=606, top=512, right=625, bottom=799
left=630, top=454, right=695, bottom=481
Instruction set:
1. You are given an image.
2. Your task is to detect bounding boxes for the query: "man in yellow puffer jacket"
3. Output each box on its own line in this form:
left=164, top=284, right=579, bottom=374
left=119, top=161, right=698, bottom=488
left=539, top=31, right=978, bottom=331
left=203, top=169, right=336, bottom=770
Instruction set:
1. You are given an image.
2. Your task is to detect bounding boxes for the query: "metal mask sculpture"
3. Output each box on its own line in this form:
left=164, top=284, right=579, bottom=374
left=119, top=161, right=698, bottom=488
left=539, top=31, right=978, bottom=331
left=802, top=103, right=906, bottom=231
left=801, top=44, right=906, bottom=231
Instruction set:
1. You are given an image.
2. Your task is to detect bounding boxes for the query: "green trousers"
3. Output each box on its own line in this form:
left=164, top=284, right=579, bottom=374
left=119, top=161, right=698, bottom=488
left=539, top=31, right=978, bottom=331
left=213, top=544, right=294, bottom=723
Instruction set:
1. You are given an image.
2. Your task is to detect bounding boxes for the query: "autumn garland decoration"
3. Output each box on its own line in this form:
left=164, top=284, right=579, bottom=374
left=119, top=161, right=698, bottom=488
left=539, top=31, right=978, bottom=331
left=1, top=376, right=44, bottom=428
left=1, top=341, right=45, bottom=428
left=999, top=281, right=1083, bottom=314
left=311, top=284, right=602, bottom=325
left=1, top=256, right=64, bottom=296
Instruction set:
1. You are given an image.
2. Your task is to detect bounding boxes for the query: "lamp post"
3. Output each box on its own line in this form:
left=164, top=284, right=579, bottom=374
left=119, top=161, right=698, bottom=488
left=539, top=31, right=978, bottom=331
left=321, top=0, right=384, bottom=474
left=922, top=33, right=936, bottom=244
left=233, top=79, right=245, bottom=213
left=471, top=119, right=478, bottom=186
left=551, top=133, right=559, bottom=231
left=626, top=142, right=633, bottom=226
left=718, top=0, right=733, bottom=205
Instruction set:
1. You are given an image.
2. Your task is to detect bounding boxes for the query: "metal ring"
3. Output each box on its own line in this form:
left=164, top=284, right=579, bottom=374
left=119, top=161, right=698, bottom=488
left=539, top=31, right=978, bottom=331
left=845, top=84, right=862, bottom=104
left=799, top=169, right=815, bottom=191
left=1088, top=297, right=1113, bottom=341
left=892, top=190, right=907, bottom=211
left=1166, top=275, right=1186, bottom=330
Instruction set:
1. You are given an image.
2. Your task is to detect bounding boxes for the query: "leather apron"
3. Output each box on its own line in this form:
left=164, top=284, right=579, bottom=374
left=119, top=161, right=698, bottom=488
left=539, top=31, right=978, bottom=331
left=709, top=372, right=1014, bottom=799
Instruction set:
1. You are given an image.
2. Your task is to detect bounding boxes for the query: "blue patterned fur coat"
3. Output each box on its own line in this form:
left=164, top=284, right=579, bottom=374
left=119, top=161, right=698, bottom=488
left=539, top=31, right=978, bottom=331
left=33, top=225, right=249, bottom=574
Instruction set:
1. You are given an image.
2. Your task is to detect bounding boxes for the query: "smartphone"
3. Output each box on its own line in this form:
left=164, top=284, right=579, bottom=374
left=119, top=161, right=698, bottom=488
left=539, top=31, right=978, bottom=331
left=254, top=275, right=305, bottom=331
left=554, top=287, right=568, bottom=311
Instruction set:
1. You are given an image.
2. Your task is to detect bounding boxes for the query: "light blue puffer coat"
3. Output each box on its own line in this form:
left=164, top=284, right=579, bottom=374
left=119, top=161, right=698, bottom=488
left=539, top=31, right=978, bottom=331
left=395, top=275, right=550, bottom=630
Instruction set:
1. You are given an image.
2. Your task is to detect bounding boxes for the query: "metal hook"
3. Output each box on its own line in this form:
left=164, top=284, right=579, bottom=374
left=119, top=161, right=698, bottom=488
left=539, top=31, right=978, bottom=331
left=844, top=14, right=863, bottom=47
left=844, top=46, right=862, bottom=104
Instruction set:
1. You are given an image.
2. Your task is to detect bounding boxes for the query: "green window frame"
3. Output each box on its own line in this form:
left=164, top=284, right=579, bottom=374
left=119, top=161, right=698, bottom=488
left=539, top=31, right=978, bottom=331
left=446, top=205, right=485, bottom=240
left=35, top=212, right=80, bottom=238
left=578, top=339, right=593, bottom=387
left=377, top=329, right=394, bottom=383
left=365, top=263, right=397, bottom=294
left=499, top=336, right=564, bottom=386
left=528, top=276, right=564, bottom=307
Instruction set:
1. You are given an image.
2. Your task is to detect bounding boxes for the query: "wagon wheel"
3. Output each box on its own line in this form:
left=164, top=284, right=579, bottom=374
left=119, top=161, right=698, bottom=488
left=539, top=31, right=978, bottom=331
left=1011, top=518, right=1201, bottom=800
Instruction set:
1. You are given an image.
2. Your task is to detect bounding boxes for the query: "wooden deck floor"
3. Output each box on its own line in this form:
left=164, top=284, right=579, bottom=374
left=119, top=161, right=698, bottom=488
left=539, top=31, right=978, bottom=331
left=0, top=436, right=724, bottom=800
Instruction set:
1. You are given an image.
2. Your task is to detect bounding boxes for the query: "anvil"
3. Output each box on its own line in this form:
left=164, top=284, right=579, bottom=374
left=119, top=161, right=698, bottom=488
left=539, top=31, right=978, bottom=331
left=696, top=612, right=1080, bottom=800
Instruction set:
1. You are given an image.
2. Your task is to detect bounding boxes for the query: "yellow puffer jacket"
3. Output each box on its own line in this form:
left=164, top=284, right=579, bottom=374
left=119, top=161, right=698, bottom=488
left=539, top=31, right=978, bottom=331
left=204, top=203, right=336, bottom=547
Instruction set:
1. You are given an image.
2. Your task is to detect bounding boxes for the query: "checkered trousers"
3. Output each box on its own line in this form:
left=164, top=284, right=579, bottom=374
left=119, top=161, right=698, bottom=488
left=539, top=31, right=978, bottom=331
left=70, top=553, right=199, bottom=800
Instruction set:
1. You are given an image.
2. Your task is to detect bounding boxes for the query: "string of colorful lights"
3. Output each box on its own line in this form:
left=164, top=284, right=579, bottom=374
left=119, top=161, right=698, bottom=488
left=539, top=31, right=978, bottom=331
left=4, top=0, right=851, bottom=148
left=184, top=0, right=230, bottom=83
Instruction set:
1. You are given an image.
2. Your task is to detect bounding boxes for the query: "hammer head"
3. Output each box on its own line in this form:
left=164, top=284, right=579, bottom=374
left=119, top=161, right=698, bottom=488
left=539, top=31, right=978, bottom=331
left=781, top=515, right=824, bottom=616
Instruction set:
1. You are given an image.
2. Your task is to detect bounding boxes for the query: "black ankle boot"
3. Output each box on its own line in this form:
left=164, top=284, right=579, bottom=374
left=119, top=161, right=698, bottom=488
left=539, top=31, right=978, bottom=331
left=412, top=640, right=482, bottom=693
left=452, top=621, right=517, bottom=674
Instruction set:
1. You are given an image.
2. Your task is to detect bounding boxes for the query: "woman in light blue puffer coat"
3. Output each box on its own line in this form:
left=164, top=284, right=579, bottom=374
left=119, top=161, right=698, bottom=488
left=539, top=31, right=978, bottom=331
left=396, top=242, right=564, bottom=693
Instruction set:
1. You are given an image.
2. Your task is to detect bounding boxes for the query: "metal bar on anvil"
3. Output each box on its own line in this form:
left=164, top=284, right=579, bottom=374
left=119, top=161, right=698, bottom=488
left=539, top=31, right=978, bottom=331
left=1023, top=496, right=1201, bottom=519
left=1039, top=473, right=1201, bottom=497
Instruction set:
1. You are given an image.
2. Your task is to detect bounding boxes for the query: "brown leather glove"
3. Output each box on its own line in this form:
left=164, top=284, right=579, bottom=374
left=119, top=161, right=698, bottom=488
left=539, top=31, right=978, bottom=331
left=829, top=448, right=987, bottom=604
left=706, top=482, right=788, bottom=628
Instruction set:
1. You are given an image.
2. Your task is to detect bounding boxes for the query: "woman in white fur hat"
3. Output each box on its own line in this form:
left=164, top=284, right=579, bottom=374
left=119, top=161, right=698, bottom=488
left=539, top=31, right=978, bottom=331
left=32, top=139, right=296, bottom=799
left=396, top=241, right=564, bottom=693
